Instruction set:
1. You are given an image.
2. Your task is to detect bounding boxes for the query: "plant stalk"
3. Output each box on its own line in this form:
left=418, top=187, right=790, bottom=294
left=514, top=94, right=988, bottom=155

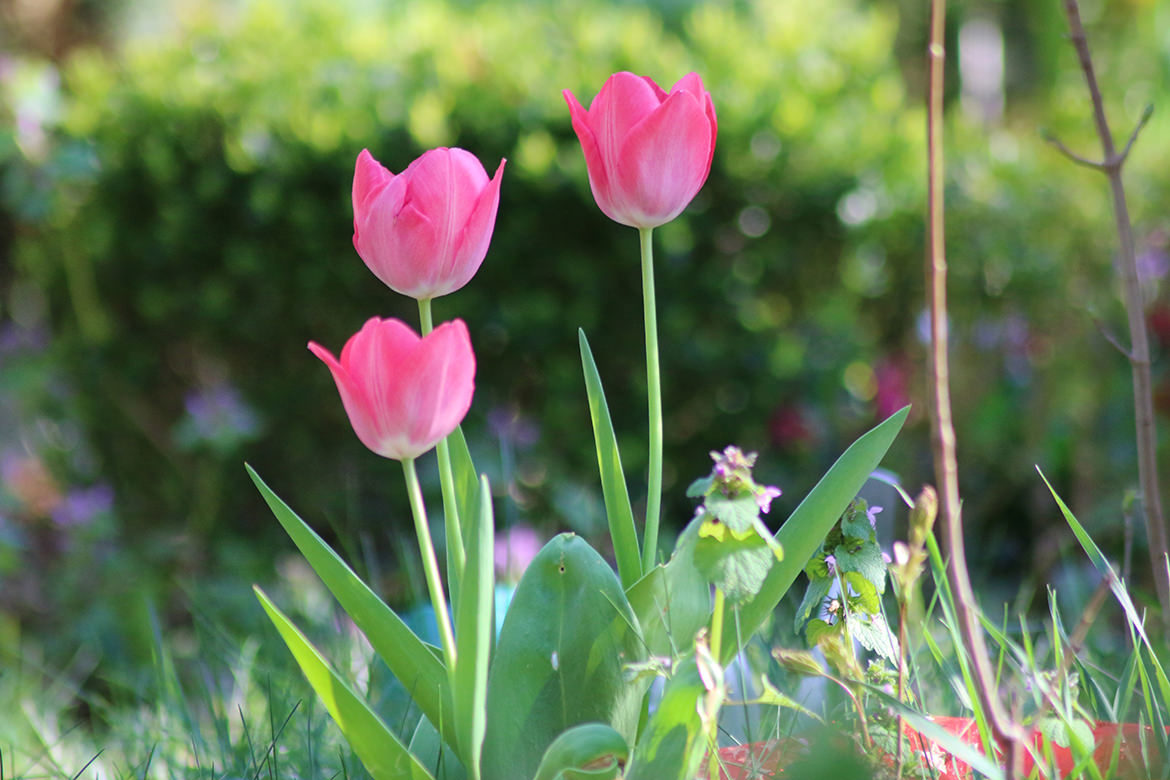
left=402, top=456, right=458, bottom=670
left=639, top=226, right=663, bottom=571
left=1058, top=0, right=1170, bottom=638
left=923, top=1, right=1025, bottom=775
left=418, top=298, right=467, bottom=587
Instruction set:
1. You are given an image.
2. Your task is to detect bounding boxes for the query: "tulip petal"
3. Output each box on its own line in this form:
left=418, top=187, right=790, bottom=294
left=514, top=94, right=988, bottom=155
left=353, top=150, right=395, bottom=225
left=405, top=320, right=475, bottom=450
left=565, top=89, right=617, bottom=221
left=614, top=88, right=714, bottom=227
left=450, top=158, right=505, bottom=291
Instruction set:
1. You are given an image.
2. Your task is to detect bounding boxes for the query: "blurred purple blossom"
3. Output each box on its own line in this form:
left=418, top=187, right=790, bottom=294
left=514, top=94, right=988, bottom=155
left=0, top=323, right=49, bottom=360
left=494, top=524, right=542, bottom=582
left=1137, top=247, right=1170, bottom=283
left=824, top=554, right=837, bottom=576
left=50, top=483, right=113, bottom=528
left=176, top=382, right=261, bottom=451
left=487, top=406, right=539, bottom=448
left=866, top=504, right=883, bottom=528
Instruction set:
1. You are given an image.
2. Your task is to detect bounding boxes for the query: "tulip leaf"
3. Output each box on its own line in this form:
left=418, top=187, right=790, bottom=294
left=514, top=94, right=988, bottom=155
left=453, top=475, right=494, bottom=778
left=721, top=406, right=909, bottom=665
left=409, top=716, right=467, bottom=780
left=246, top=465, right=456, bottom=750
left=579, top=329, right=641, bottom=590
left=481, top=533, right=646, bottom=780
left=532, top=723, right=629, bottom=780
left=625, top=518, right=710, bottom=659
left=446, top=425, right=481, bottom=614
left=622, top=659, right=708, bottom=780
left=254, top=586, right=435, bottom=780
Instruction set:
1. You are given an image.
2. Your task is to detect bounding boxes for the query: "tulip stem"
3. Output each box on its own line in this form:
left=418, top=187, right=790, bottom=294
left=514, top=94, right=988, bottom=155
left=639, top=226, right=663, bottom=571
left=402, top=456, right=458, bottom=671
left=418, top=298, right=468, bottom=593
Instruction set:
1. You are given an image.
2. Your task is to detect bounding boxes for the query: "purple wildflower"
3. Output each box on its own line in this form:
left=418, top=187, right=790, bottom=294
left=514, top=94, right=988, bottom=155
left=824, top=554, right=837, bottom=576
left=50, top=483, right=114, bottom=528
left=866, top=504, right=883, bottom=528
left=756, top=485, right=782, bottom=514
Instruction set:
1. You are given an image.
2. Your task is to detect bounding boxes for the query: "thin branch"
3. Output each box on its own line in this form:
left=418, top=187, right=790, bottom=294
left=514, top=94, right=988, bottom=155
left=1058, top=0, right=1170, bottom=639
left=1041, top=131, right=1105, bottom=170
left=924, top=0, right=1027, bottom=776
left=1089, top=313, right=1135, bottom=362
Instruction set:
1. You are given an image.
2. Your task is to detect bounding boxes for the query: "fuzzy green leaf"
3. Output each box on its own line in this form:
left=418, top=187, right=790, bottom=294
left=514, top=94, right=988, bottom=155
left=694, top=532, right=774, bottom=604
left=723, top=407, right=908, bottom=664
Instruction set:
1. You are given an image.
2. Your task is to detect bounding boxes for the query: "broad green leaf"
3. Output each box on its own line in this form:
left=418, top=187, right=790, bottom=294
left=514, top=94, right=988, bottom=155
left=254, top=587, right=435, bottom=780
left=626, top=519, right=710, bottom=659
left=453, top=475, right=494, bottom=779
left=409, top=717, right=467, bottom=780
left=724, top=406, right=908, bottom=664
left=482, top=533, right=646, bottom=780
left=246, top=465, right=456, bottom=750
left=533, top=723, right=628, bottom=780
left=622, top=659, right=707, bottom=780
left=579, top=330, right=641, bottom=590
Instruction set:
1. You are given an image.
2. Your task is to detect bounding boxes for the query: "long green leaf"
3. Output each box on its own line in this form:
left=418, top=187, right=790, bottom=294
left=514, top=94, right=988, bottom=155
left=246, top=465, right=456, bottom=749
left=446, top=425, right=481, bottom=614
left=454, top=475, right=494, bottom=779
left=579, top=330, right=641, bottom=589
left=723, top=406, right=909, bottom=663
left=254, top=586, right=435, bottom=780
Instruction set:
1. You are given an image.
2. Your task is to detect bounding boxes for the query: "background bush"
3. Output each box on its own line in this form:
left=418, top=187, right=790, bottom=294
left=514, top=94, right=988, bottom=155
left=3, top=0, right=1170, bottom=666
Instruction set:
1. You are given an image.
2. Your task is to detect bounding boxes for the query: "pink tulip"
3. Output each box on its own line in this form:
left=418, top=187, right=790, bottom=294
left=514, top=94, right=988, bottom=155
left=309, top=318, right=475, bottom=461
left=564, top=71, right=717, bottom=229
left=352, top=148, right=505, bottom=300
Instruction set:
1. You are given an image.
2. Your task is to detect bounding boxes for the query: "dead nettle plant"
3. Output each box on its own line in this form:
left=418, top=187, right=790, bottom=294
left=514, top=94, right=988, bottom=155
left=1042, top=0, right=1170, bottom=641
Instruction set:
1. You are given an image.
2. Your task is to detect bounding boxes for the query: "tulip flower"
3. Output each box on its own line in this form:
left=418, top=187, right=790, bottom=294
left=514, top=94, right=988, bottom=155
left=563, top=71, right=717, bottom=229
left=309, top=317, right=475, bottom=461
left=352, top=148, right=505, bottom=300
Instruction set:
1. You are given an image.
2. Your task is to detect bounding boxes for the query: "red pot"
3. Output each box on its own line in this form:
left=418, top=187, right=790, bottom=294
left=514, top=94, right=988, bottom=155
left=708, top=719, right=1167, bottom=779
left=902, top=716, right=1167, bottom=779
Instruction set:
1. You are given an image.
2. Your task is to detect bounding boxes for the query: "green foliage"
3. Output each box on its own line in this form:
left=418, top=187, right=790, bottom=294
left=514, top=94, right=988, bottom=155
left=482, top=533, right=646, bottom=780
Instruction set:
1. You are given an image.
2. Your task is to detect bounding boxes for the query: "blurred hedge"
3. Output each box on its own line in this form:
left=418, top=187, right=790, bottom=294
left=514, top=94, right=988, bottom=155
left=5, top=0, right=1170, bottom=601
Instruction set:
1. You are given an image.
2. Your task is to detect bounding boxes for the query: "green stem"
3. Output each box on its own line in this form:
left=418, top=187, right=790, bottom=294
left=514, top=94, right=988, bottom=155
left=639, top=227, right=663, bottom=571
left=402, top=456, right=458, bottom=670
left=418, top=298, right=467, bottom=588
left=710, top=587, right=726, bottom=664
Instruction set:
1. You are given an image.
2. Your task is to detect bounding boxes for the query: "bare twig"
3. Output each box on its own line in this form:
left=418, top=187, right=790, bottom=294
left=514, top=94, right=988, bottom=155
left=1057, top=0, right=1170, bottom=639
left=924, top=1, right=1027, bottom=776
